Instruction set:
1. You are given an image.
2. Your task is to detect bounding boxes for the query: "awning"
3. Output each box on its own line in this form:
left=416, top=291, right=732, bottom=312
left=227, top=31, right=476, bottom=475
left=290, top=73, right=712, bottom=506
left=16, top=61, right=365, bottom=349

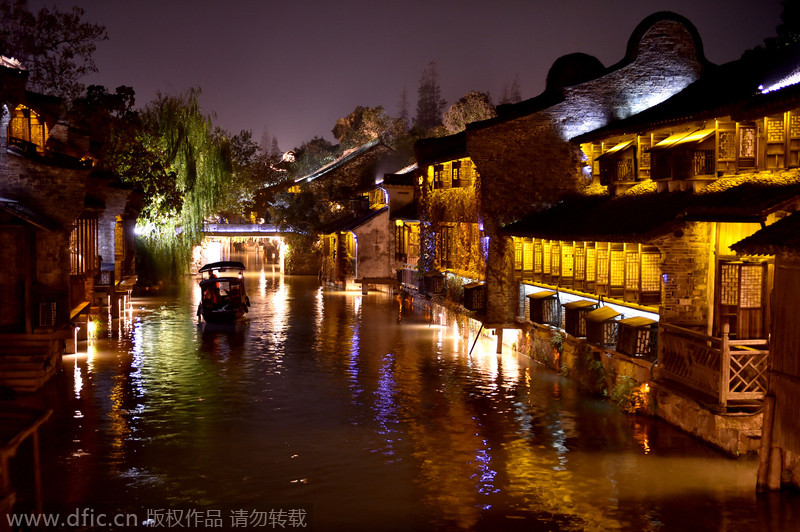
left=649, top=129, right=715, bottom=151
left=596, top=140, right=634, bottom=160
left=0, top=197, right=60, bottom=231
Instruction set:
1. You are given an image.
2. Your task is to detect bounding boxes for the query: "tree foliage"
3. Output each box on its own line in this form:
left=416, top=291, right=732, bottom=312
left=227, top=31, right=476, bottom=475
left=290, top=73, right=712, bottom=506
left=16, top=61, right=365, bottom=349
left=0, top=0, right=107, bottom=99
left=133, top=89, right=232, bottom=279
left=443, top=91, right=497, bottom=134
left=331, top=105, right=405, bottom=150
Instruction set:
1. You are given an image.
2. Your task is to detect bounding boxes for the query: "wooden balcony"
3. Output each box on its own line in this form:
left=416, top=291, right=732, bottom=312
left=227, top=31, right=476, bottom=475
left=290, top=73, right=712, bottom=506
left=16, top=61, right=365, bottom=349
left=658, top=322, right=768, bottom=408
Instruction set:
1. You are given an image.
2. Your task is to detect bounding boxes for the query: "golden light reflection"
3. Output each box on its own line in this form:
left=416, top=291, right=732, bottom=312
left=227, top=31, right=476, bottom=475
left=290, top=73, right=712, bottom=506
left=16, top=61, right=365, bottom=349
left=107, top=374, right=131, bottom=463
left=315, top=286, right=324, bottom=328
left=73, top=356, right=83, bottom=399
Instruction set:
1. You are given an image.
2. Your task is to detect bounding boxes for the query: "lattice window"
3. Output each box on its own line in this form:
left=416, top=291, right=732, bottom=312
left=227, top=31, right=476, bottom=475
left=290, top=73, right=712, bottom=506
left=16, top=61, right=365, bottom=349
left=718, top=130, right=736, bottom=159
left=739, top=127, right=756, bottom=159
left=574, top=244, right=585, bottom=281
left=641, top=252, right=661, bottom=292
left=514, top=239, right=523, bottom=270
left=610, top=247, right=625, bottom=287
left=720, top=263, right=739, bottom=305
left=534, top=240, right=543, bottom=274
left=740, top=264, right=763, bottom=308
left=561, top=243, right=574, bottom=278
left=543, top=241, right=551, bottom=275
left=596, top=247, right=609, bottom=285
left=767, top=117, right=785, bottom=142
left=625, top=251, right=640, bottom=290
left=790, top=113, right=800, bottom=167
left=586, top=246, right=596, bottom=282
left=639, top=137, right=651, bottom=169
left=550, top=242, right=561, bottom=277
left=523, top=239, right=533, bottom=271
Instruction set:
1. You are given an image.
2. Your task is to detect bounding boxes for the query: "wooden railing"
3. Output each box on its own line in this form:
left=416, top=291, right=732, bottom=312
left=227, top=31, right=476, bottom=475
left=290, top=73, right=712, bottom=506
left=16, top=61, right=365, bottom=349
left=658, top=322, right=769, bottom=408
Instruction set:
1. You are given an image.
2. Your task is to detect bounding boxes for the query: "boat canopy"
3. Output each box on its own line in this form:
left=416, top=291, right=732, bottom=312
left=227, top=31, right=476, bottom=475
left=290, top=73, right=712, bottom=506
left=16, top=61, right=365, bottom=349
left=199, top=261, right=245, bottom=273
left=198, top=261, right=246, bottom=280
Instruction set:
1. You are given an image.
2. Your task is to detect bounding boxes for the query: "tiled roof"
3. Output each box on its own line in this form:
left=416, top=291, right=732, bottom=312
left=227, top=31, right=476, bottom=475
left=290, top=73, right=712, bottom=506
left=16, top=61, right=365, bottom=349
left=686, top=172, right=800, bottom=221
left=414, top=132, right=467, bottom=166
left=732, top=211, right=800, bottom=256
left=0, top=197, right=61, bottom=231
left=318, top=206, right=388, bottom=234
left=296, top=140, right=388, bottom=184
left=503, top=183, right=689, bottom=243
left=503, top=171, right=800, bottom=242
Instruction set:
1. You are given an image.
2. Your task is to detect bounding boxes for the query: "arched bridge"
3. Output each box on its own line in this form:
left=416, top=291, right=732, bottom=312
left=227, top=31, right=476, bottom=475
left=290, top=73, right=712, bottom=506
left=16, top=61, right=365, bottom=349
left=201, top=223, right=295, bottom=237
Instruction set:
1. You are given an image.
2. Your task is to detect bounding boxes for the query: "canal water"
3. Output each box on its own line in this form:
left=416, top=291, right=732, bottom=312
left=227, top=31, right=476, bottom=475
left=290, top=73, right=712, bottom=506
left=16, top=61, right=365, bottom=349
left=14, top=253, right=800, bottom=530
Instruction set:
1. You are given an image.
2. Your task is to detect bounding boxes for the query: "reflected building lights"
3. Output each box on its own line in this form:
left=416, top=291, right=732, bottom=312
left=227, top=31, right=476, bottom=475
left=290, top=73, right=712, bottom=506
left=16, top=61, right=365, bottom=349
left=73, top=356, right=83, bottom=399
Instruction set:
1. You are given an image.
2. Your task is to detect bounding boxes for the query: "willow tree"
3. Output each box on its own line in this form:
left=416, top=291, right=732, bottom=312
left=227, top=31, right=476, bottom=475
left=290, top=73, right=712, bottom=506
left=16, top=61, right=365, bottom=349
left=135, top=89, right=232, bottom=281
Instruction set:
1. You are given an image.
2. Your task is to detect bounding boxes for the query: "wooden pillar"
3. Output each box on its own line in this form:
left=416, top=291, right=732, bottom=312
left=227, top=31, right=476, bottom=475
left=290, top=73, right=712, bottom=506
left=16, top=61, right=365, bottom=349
left=757, top=394, right=776, bottom=491
left=719, top=323, right=730, bottom=408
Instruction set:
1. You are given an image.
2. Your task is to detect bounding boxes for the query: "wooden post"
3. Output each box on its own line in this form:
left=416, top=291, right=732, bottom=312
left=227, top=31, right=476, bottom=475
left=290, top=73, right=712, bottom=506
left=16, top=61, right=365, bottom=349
left=720, top=323, right=730, bottom=408
left=757, top=394, right=775, bottom=491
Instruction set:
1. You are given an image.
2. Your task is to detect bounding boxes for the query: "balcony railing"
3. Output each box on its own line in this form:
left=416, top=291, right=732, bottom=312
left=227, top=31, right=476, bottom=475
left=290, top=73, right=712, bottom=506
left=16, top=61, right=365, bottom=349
left=658, top=322, right=768, bottom=408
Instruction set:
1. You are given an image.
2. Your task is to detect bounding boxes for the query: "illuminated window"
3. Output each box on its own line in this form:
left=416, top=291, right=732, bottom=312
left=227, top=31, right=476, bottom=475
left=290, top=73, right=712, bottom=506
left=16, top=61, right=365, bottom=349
left=640, top=251, right=661, bottom=293
left=586, top=244, right=596, bottom=283
left=561, top=242, right=574, bottom=279
left=609, top=244, right=625, bottom=298
left=452, top=161, right=462, bottom=187
left=789, top=112, right=800, bottom=167
left=550, top=241, right=561, bottom=280
left=8, top=104, right=48, bottom=153
left=738, top=124, right=756, bottom=168
left=534, top=240, right=543, bottom=275
left=596, top=244, right=609, bottom=286
left=433, top=164, right=444, bottom=189
left=69, top=216, right=98, bottom=275
left=574, top=242, right=585, bottom=281
left=523, top=239, right=533, bottom=273
left=625, top=249, right=640, bottom=290
left=542, top=241, right=551, bottom=275
left=514, top=238, right=523, bottom=270
left=766, top=115, right=786, bottom=169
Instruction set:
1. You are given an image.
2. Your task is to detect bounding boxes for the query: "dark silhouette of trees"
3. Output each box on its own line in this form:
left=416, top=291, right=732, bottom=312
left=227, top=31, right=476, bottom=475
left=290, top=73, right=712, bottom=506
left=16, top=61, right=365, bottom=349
left=0, top=0, right=107, bottom=99
left=499, top=75, right=522, bottom=104
left=414, top=61, right=447, bottom=133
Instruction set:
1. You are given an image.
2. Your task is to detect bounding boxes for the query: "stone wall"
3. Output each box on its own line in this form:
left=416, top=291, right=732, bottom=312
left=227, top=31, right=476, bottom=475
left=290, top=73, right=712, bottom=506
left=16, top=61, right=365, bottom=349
left=354, top=210, right=392, bottom=280
left=513, top=322, right=762, bottom=457
left=3, top=153, right=88, bottom=228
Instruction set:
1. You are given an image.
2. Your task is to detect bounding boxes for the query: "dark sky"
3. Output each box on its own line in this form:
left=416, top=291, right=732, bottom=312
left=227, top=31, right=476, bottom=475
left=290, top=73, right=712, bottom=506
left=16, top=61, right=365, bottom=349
left=37, top=0, right=782, bottom=151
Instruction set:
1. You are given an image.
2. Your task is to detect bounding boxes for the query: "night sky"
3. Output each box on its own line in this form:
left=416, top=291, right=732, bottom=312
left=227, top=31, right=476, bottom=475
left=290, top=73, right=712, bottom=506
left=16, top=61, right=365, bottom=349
left=36, top=0, right=782, bottom=151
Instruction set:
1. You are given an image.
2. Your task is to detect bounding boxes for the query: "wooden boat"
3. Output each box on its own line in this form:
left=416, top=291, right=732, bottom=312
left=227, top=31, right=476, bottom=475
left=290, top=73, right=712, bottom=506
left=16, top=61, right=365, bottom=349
left=196, top=261, right=250, bottom=324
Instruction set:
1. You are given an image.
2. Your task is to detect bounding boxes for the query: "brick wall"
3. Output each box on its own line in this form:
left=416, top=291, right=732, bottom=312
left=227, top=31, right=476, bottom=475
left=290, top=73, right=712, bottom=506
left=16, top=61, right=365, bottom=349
left=654, top=221, right=713, bottom=328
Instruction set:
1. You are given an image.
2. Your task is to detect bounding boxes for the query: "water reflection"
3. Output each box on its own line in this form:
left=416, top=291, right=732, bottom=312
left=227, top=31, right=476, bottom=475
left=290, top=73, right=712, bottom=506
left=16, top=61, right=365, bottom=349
left=29, top=255, right=800, bottom=530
